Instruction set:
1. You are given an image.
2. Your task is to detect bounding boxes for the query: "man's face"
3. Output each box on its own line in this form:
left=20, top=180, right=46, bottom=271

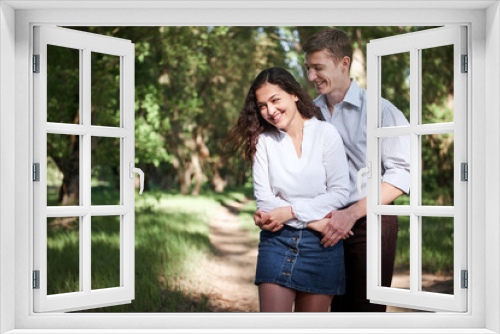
left=305, top=50, right=347, bottom=96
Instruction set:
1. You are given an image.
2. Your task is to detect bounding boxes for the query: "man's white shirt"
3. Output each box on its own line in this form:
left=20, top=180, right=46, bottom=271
left=314, top=79, right=411, bottom=206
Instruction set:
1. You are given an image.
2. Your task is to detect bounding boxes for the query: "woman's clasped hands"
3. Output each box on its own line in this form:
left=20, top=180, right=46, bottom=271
left=253, top=206, right=295, bottom=232
left=254, top=208, right=354, bottom=246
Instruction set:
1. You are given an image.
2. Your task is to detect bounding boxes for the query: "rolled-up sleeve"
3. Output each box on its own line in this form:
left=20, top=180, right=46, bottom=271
left=381, top=101, right=411, bottom=193
left=291, top=126, right=350, bottom=222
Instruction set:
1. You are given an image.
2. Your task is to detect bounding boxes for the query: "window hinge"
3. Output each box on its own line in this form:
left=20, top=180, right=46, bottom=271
left=33, top=270, right=40, bottom=289
left=461, top=270, right=468, bottom=289
left=33, top=163, right=40, bottom=182
left=461, top=162, right=468, bottom=181
left=461, top=54, right=468, bottom=73
left=33, top=54, right=40, bottom=73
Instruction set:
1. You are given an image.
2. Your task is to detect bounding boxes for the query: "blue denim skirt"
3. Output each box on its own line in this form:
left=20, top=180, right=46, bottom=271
left=255, top=225, right=345, bottom=295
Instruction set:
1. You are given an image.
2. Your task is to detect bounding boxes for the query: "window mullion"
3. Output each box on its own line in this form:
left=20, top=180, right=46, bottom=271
left=78, top=48, right=84, bottom=294
left=82, top=47, right=92, bottom=294
left=409, top=47, right=421, bottom=294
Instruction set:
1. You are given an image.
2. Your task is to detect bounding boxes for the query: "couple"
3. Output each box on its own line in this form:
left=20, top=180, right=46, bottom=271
left=229, top=28, right=410, bottom=312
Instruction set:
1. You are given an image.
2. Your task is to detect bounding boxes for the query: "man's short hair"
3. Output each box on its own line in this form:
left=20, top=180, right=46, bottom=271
left=302, top=28, right=353, bottom=67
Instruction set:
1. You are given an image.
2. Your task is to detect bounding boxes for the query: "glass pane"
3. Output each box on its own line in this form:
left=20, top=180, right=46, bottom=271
left=91, top=52, right=121, bottom=127
left=91, top=137, right=121, bottom=205
left=421, top=45, right=454, bottom=124
left=47, top=45, right=80, bottom=124
left=380, top=136, right=411, bottom=205
left=389, top=215, right=410, bottom=291
left=91, top=216, right=121, bottom=290
left=47, top=217, right=80, bottom=295
left=381, top=52, right=410, bottom=127
left=421, top=133, right=454, bottom=206
left=421, top=216, right=454, bottom=295
left=47, top=134, right=80, bottom=206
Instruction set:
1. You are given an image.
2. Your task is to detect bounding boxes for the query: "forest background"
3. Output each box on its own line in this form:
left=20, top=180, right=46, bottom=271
left=46, top=26, right=455, bottom=312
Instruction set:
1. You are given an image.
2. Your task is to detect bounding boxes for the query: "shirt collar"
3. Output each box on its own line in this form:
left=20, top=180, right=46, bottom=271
left=277, top=117, right=316, bottom=137
left=315, top=78, right=362, bottom=110
left=343, top=79, right=362, bottom=108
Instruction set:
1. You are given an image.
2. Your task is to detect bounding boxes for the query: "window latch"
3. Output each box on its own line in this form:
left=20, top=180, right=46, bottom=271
left=357, top=162, right=372, bottom=195
left=129, top=162, right=144, bottom=195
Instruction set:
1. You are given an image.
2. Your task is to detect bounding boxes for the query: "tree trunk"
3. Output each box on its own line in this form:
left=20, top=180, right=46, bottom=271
left=59, top=171, right=79, bottom=206
left=178, top=161, right=191, bottom=195
left=211, top=167, right=226, bottom=193
left=190, top=154, right=202, bottom=196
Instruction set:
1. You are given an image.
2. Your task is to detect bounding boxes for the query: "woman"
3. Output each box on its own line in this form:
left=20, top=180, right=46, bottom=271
left=227, top=67, right=350, bottom=312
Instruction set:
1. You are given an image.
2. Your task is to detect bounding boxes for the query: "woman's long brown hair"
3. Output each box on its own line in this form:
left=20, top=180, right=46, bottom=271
left=225, top=67, right=321, bottom=162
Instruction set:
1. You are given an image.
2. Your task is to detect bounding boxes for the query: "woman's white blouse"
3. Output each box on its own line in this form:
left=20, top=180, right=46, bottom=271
left=253, top=117, right=350, bottom=229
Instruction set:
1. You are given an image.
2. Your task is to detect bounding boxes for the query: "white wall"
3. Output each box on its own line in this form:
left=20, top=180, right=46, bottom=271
left=0, top=1, right=16, bottom=333
left=486, top=2, right=500, bottom=333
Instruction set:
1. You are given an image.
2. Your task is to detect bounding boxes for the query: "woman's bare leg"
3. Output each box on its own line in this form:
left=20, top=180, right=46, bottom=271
left=259, top=283, right=296, bottom=312
left=294, top=291, right=333, bottom=312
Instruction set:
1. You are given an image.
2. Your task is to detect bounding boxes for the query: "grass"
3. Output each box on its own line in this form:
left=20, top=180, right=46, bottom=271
left=392, top=195, right=454, bottom=276
left=47, top=187, right=251, bottom=312
left=394, top=216, right=454, bottom=276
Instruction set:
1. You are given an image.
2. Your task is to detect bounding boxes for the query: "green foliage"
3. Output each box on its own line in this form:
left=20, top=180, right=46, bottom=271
left=48, top=26, right=454, bottom=204
left=395, top=216, right=454, bottom=275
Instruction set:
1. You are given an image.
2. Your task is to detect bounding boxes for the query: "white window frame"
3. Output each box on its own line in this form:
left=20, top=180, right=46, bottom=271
left=365, top=26, right=468, bottom=312
left=33, top=25, right=136, bottom=313
left=1, top=1, right=499, bottom=333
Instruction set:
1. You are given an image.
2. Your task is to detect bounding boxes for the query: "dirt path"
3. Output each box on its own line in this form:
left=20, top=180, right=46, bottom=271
left=186, top=202, right=453, bottom=313
left=192, top=202, right=260, bottom=312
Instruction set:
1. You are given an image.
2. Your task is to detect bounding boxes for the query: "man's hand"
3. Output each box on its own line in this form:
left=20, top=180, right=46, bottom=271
left=320, top=209, right=357, bottom=247
left=254, top=209, right=284, bottom=232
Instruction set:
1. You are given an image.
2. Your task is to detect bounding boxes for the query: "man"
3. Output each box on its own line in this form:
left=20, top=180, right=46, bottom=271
left=255, top=28, right=410, bottom=312
left=303, top=28, right=410, bottom=312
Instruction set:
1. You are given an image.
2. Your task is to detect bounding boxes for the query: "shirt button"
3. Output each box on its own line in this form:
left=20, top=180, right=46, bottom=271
left=287, top=258, right=294, bottom=263
left=282, top=272, right=291, bottom=277
left=291, top=249, right=298, bottom=253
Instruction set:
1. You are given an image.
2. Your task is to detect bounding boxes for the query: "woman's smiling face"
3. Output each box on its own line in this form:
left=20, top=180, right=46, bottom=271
left=255, top=82, right=299, bottom=132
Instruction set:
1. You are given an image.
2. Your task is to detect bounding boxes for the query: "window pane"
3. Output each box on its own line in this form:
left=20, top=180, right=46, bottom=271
left=421, top=133, right=454, bottom=206
left=47, top=217, right=80, bottom=295
left=421, top=216, right=454, bottom=295
left=91, top=216, right=121, bottom=290
left=91, top=137, right=121, bottom=205
left=421, top=45, right=454, bottom=124
left=91, top=52, right=121, bottom=127
left=47, top=45, right=80, bottom=124
left=47, top=134, right=80, bottom=206
left=381, top=52, right=410, bottom=127
left=388, top=215, right=410, bottom=291
left=380, top=135, right=411, bottom=205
